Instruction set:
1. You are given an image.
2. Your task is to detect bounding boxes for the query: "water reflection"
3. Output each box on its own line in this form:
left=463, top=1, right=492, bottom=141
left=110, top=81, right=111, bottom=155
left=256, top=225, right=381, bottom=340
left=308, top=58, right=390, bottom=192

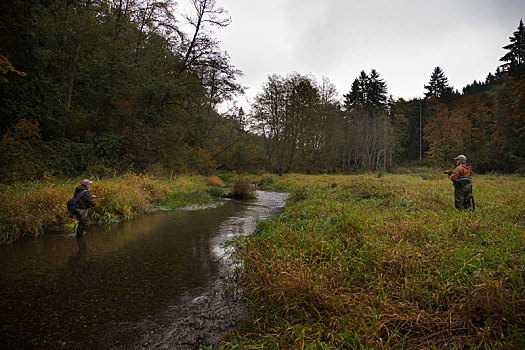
left=0, top=191, right=287, bottom=349
left=68, top=237, right=92, bottom=282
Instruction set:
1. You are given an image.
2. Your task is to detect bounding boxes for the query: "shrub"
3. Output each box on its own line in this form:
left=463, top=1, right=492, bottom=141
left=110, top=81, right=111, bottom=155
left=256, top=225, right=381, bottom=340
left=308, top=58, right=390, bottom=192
left=230, top=176, right=257, bottom=199
left=206, top=175, right=224, bottom=187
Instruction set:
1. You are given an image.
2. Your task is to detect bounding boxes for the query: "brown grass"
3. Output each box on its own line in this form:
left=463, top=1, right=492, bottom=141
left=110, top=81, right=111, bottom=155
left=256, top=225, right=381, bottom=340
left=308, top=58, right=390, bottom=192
left=206, top=175, right=224, bottom=187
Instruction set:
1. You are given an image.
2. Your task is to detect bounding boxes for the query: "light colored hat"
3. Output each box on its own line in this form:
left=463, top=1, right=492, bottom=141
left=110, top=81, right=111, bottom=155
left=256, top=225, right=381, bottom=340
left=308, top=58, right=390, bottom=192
left=454, top=155, right=467, bottom=161
left=81, top=179, right=93, bottom=186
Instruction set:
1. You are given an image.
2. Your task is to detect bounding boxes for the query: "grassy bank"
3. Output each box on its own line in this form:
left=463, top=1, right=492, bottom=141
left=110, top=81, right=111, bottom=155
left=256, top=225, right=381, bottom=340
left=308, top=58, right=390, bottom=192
left=223, top=173, right=525, bottom=349
left=0, top=174, right=228, bottom=244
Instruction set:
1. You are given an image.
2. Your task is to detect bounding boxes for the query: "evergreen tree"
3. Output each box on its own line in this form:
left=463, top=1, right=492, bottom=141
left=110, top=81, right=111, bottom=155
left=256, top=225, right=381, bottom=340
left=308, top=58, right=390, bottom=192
left=343, top=69, right=387, bottom=114
left=366, top=69, right=388, bottom=108
left=500, top=19, right=525, bottom=77
left=343, top=78, right=364, bottom=111
left=424, top=66, right=454, bottom=99
left=462, top=80, right=483, bottom=95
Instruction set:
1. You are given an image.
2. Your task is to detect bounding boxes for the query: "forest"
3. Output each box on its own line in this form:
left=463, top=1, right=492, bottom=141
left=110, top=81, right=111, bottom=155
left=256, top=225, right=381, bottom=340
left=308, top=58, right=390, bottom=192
left=1, top=0, right=525, bottom=181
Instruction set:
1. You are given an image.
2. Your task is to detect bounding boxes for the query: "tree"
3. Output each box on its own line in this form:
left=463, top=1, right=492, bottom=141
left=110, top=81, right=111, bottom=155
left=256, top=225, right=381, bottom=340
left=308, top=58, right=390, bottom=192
left=390, top=98, right=429, bottom=163
left=500, top=19, right=525, bottom=77
left=252, top=74, right=288, bottom=174
left=0, top=54, right=26, bottom=83
left=0, top=0, right=247, bottom=179
left=0, top=119, right=43, bottom=181
left=317, top=77, right=344, bottom=171
left=424, top=66, right=454, bottom=99
left=343, top=69, right=387, bottom=115
left=424, top=100, right=472, bottom=167
left=366, top=69, right=388, bottom=109
left=252, top=73, right=329, bottom=174
left=343, top=77, right=364, bottom=111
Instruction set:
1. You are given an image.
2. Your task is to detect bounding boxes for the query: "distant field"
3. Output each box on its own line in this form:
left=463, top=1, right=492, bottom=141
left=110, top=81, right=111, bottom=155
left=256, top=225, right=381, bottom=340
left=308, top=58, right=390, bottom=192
left=224, top=173, right=525, bottom=349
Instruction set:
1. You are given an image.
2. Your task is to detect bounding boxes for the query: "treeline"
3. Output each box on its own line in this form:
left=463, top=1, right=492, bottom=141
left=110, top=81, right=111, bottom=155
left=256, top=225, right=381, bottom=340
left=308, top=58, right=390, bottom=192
left=0, top=0, right=264, bottom=182
left=1, top=2, right=524, bottom=180
left=252, top=19, right=525, bottom=174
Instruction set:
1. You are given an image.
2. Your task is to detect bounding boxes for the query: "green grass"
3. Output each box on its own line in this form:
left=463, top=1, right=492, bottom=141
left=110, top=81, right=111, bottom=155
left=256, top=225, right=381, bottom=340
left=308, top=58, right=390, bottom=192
left=222, top=173, right=525, bottom=349
left=159, top=189, right=222, bottom=210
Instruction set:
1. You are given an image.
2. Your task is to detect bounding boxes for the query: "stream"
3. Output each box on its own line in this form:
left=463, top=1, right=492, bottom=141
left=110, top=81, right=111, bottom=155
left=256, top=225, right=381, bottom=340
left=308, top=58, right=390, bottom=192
left=0, top=191, right=288, bottom=349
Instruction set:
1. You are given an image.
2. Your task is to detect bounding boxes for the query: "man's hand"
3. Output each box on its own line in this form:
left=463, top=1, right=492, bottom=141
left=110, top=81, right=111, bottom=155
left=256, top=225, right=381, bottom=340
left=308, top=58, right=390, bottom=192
left=443, top=170, right=453, bottom=175
left=91, top=195, right=98, bottom=198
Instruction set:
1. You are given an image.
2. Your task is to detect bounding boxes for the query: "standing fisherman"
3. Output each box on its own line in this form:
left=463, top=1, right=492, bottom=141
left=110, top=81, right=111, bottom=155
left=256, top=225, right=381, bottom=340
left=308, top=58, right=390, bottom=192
left=73, top=179, right=97, bottom=237
left=445, top=155, right=472, bottom=210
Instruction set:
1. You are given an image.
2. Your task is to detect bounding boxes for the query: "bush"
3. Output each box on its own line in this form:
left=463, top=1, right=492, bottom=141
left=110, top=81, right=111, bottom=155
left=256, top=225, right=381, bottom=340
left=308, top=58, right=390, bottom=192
left=230, top=176, right=257, bottom=199
left=206, top=175, right=224, bottom=187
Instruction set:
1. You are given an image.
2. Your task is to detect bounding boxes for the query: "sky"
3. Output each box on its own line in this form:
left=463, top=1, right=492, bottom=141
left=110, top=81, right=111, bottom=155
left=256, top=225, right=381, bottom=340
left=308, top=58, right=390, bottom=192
left=179, top=0, right=525, bottom=113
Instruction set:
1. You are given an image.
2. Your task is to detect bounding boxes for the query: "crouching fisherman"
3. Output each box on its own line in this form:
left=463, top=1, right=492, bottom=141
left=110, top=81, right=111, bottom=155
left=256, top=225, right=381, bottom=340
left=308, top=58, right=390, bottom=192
left=447, top=155, right=472, bottom=210
left=73, top=179, right=97, bottom=237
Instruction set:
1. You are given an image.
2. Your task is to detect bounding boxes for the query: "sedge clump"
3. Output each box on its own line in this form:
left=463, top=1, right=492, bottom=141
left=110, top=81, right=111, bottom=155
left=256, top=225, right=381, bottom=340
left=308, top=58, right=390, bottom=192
left=230, top=177, right=257, bottom=199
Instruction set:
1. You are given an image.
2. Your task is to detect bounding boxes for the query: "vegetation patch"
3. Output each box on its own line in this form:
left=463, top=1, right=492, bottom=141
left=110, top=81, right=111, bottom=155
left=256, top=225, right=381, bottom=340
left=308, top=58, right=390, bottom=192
left=222, top=174, right=525, bottom=349
left=229, top=176, right=257, bottom=199
left=0, top=174, right=226, bottom=244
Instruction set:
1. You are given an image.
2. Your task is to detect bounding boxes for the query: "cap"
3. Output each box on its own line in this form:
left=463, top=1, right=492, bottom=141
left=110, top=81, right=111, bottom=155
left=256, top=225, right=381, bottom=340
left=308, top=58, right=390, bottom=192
left=81, top=179, right=93, bottom=186
left=454, top=155, right=467, bottom=161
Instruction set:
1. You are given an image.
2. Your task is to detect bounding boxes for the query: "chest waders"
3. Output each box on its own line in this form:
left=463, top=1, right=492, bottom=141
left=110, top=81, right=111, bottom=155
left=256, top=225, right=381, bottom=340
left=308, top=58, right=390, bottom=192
left=457, top=176, right=475, bottom=211
left=465, top=186, right=475, bottom=211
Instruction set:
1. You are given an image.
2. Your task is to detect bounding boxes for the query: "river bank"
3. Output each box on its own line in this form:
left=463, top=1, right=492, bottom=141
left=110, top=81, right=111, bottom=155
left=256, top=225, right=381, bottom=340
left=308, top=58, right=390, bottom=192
left=0, top=174, right=230, bottom=244
left=222, top=174, right=525, bottom=349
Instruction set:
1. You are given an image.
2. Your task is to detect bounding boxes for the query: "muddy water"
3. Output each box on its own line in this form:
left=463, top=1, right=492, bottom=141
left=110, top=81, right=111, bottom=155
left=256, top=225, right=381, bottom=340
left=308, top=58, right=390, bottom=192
left=0, top=191, right=288, bottom=349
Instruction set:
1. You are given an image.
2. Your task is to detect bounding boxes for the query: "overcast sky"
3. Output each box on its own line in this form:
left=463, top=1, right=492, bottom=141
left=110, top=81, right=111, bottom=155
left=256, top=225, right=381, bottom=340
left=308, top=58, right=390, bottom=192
left=181, top=0, right=525, bottom=112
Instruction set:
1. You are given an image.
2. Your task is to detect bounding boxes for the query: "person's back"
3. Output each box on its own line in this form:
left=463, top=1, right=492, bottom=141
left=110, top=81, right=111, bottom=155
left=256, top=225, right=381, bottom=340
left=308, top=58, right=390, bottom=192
left=449, top=155, right=472, bottom=210
left=73, top=180, right=96, bottom=237
left=74, top=184, right=96, bottom=210
left=451, top=163, right=472, bottom=183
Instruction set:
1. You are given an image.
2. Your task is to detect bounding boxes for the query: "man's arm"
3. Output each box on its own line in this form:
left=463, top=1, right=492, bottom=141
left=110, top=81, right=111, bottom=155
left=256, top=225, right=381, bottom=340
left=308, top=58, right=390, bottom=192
left=83, top=191, right=97, bottom=207
left=450, top=166, right=461, bottom=182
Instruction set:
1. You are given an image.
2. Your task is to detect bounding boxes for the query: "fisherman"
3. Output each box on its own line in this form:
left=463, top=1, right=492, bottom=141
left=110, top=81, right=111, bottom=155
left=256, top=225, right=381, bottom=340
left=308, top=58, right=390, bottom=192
left=73, top=179, right=97, bottom=237
left=445, top=155, right=472, bottom=210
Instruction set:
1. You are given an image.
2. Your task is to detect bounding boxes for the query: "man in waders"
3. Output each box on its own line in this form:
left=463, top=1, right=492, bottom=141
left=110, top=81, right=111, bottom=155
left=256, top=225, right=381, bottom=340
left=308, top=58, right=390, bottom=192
left=447, top=155, right=472, bottom=210
left=73, top=179, right=97, bottom=237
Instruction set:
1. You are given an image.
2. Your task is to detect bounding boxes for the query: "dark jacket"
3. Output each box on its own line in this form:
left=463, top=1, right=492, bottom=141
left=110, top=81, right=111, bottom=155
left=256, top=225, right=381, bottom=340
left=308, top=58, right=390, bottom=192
left=74, top=185, right=96, bottom=209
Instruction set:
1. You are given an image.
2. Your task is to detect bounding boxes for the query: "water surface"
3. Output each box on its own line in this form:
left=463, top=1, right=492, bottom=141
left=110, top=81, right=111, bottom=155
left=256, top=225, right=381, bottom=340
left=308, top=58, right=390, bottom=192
left=0, top=191, right=287, bottom=349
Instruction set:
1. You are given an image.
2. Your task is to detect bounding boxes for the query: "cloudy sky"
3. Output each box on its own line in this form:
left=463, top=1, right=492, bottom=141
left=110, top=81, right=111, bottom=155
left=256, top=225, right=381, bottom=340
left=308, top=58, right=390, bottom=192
left=182, top=0, right=525, bottom=112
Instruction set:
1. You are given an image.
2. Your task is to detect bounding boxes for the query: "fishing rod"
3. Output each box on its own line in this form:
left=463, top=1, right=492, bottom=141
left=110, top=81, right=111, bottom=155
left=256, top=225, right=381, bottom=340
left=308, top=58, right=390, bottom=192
left=91, top=190, right=124, bottom=198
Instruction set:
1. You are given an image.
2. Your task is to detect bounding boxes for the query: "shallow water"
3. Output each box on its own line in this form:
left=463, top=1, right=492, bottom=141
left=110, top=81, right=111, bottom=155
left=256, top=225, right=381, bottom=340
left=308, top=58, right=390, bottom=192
left=0, top=191, right=287, bottom=349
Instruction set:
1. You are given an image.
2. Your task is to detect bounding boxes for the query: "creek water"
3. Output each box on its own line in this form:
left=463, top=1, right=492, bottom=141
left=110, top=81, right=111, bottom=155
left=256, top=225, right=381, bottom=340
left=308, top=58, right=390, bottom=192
left=0, top=191, right=288, bottom=349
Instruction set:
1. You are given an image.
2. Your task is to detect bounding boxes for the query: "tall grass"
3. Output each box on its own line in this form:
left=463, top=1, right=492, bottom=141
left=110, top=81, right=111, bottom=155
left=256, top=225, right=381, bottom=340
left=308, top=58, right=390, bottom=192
left=0, top=174, right=225, bottom=244
left=223, top=174, right=525, bottom=349
left=230, top=176, right=257, bottom=199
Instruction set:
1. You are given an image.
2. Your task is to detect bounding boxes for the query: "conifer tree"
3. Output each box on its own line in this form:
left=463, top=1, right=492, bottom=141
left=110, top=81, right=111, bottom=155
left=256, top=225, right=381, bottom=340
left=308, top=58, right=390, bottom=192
left=366, top=69, right=388, bottom=108
left=424, top=66, right=454, bottom=99
left=500, top=19, right=525, bottom=77
left=343, top=69, right=387, bottom=114
left=343, top=78, right=364, bottom=111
